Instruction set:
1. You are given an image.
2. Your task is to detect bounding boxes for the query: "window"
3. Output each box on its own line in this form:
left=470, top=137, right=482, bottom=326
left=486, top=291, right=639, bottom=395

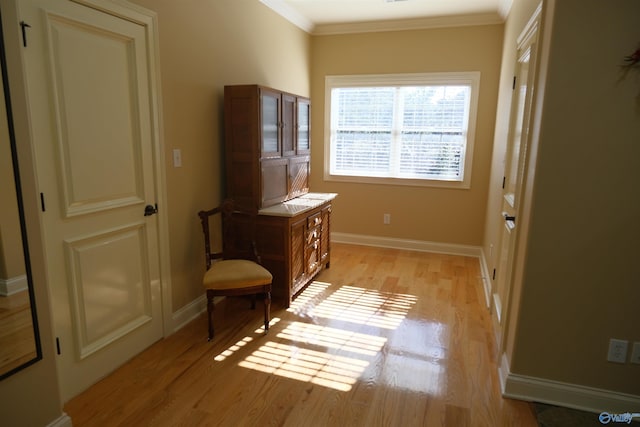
left=324, top=73, right=480, bottom=188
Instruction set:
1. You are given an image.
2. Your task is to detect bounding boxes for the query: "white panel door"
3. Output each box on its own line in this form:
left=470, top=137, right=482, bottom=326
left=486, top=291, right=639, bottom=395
left=18, top=0, right=164, bottom=401
left=492, top=8, right=540, bottom=346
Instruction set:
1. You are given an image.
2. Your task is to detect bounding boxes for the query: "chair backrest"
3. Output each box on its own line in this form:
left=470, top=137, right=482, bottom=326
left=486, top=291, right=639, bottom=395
left=197, top=199, right=261, bottom=269
left=197, top=205, right=225, bottom=270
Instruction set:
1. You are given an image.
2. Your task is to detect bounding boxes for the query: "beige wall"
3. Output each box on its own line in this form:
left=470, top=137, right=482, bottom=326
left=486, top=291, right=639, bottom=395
left=129, top=0, right=311, bottom=310
left=310, top=25, right=503, bottom=246
left=494, top=0, right=640, bottom=395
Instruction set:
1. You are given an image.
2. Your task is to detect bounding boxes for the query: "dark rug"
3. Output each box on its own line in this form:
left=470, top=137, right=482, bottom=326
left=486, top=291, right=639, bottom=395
left=534, top=403, right=640, bottom=427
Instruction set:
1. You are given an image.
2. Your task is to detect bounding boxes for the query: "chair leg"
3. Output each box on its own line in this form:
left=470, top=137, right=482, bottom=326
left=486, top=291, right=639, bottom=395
left=207, top=292, right=215, bottom=341
left=263, top=291, right=271, bottom=333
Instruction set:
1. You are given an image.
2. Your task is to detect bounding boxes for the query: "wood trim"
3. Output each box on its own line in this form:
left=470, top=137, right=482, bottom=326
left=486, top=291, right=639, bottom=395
left=171, top=294, right=207, bottom=333
left=0, top=274, right=27, bottom=296
left=500, top=351, right=640, bottom=414
left=260, top=0, right=504, bottom=36
left=45, top=413, right=72, bottom=427
left=331, top=231, right=482, bottom=257
left=312, top=13, right=503, bottom=36
left=502, top=370, right=640, bottom=414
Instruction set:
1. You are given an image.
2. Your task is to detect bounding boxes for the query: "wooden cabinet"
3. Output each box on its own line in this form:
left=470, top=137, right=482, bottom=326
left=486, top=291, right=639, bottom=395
left=264, top=201, right=332, bottom=306
left=226, top=201, right=332, bottom=307
left=224, top=85, right=310, bottom=212
left=224, top=84, right=332, bottom=307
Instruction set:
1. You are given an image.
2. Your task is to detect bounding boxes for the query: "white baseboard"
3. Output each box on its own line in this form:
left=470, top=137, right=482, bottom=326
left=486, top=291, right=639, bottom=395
left=0, top=274, right=27, bottom=296
left=500, top=352, right=640, bottom=414
left=171, top=294, right=207, bottom=333
left=332, top=232, right=492, bottom=307
left=331, top=231, right=482, bottom=257
left=171, top=295, right=227, bottom=333
left=47, top=413, right=72, bottom=427
left=499, top=352, right=511, bottom=393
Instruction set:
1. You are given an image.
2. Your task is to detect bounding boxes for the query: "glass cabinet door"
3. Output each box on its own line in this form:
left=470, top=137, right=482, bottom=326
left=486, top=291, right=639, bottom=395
left=282, top=94, right=296, bottom=157
left=261, top=89, right=280, bottom=158
left=297, top=98, right=310, bottom=154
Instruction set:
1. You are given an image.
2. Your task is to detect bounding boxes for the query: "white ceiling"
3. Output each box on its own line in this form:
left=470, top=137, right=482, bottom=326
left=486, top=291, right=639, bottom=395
left=261, top=0, right=512, bottom=35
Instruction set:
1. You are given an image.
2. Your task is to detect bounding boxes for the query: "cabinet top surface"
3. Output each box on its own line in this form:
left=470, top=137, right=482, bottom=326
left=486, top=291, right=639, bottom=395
left=258, top=193, right=337, bottom=217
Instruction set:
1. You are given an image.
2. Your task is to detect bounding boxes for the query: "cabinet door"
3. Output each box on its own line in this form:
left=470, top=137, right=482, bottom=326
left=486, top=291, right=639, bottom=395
left=261, top=158, right=289, bottom=207
left=291, top=218, right=306, bottom=294
left=260, top=89, right=281, bottom=158
left=297, top=98, right=310, bottom=155
left=289, top=155, right=310, bottom=198
left=320, top=205, right=331, bottom=266
left=282, top=94, right=296, bottom=157
left=306, top=244, right=320, bottom=276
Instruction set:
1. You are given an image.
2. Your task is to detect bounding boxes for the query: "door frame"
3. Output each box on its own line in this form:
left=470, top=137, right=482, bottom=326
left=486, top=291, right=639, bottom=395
left=492, top=3, right=543, bottom=354
left=6, top=0, right=173, bottom=353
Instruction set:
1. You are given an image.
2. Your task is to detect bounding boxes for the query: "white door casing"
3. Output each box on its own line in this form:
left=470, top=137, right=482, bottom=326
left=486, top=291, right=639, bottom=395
left=17, top=0, right=170, bottom=401
left=492, top=6, right=541, bottom=349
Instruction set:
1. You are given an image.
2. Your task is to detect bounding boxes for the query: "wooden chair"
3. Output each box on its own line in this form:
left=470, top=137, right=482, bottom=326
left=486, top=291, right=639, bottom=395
left=198, top=200, right=272, bottom=340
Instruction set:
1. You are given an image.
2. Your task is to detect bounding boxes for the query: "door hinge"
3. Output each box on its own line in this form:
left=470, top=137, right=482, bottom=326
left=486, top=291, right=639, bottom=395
left=512, top=75, right=516, bottom=90
left=502, top=176, right=506, bottom=189
left=492, top=268, right=496, bottom=280
left=40, top=192, right=46, bottom=212
left=20, top=21, right=31, bottom=47
left=56, top=337, right=61, bottom=355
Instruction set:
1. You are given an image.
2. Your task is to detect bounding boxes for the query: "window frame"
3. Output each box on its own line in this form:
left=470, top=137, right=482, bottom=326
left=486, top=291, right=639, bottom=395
left=324, top=72, right=481, bottom=189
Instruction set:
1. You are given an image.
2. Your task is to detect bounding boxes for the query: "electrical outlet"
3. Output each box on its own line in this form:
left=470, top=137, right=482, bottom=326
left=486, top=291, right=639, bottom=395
left=631, top=342, right=640, bottom=365
left=607, top=338, right=628, bottom=363
left=383, top=213, right=391, bottom=225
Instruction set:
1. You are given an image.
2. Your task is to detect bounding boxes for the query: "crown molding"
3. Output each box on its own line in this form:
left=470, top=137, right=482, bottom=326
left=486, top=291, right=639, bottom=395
left=261, top=0, right=504, bottom=35
left=260, top=0, right=315, bottom=33
left=497, top=0, right=514, bottom=19
left=313, top=12, right=503, bottom=35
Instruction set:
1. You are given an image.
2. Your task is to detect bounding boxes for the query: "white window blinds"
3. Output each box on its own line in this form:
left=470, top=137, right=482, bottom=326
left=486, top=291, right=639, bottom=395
left=326, top=73, right=479, bottom=188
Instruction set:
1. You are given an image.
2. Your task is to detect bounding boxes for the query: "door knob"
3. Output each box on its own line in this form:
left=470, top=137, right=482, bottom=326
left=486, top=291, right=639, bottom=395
left=144, top=204, right=158, bottom=216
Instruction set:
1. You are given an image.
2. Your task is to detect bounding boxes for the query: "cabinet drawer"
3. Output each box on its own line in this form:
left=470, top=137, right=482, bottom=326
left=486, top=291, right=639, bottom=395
left=307, top=212, right=322, bottom=228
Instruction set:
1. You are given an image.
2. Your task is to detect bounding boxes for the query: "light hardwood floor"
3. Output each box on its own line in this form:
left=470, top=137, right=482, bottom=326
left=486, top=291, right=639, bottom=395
left=0, top=290, right=37, bottom=374
left=65, top=243, right=538, bottom=426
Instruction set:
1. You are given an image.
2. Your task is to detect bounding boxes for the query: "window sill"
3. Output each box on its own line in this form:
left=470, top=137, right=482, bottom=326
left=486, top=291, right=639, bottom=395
left=324, top=173, right=471, bottom=189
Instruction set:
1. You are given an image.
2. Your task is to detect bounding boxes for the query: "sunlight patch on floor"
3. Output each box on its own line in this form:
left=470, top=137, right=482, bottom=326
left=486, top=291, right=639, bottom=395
left=310, top=285, right=417, bottom=329
left=277, top=322, right=387, bottom=356
left=213, top=317, right=282, bottom=362
left=286, top=281, right=331, bottom=314
left=220, top=282, right=425, bottom=392
left=238, top=341, right=369, bottom=392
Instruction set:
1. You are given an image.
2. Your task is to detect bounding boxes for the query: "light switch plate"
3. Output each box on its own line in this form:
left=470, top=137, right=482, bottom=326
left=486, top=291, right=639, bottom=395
left=631, top=342, right=640, bottom=365
left=172, top=149, right=182, bottom=167
left=607, top=338, right=628, bottom=363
